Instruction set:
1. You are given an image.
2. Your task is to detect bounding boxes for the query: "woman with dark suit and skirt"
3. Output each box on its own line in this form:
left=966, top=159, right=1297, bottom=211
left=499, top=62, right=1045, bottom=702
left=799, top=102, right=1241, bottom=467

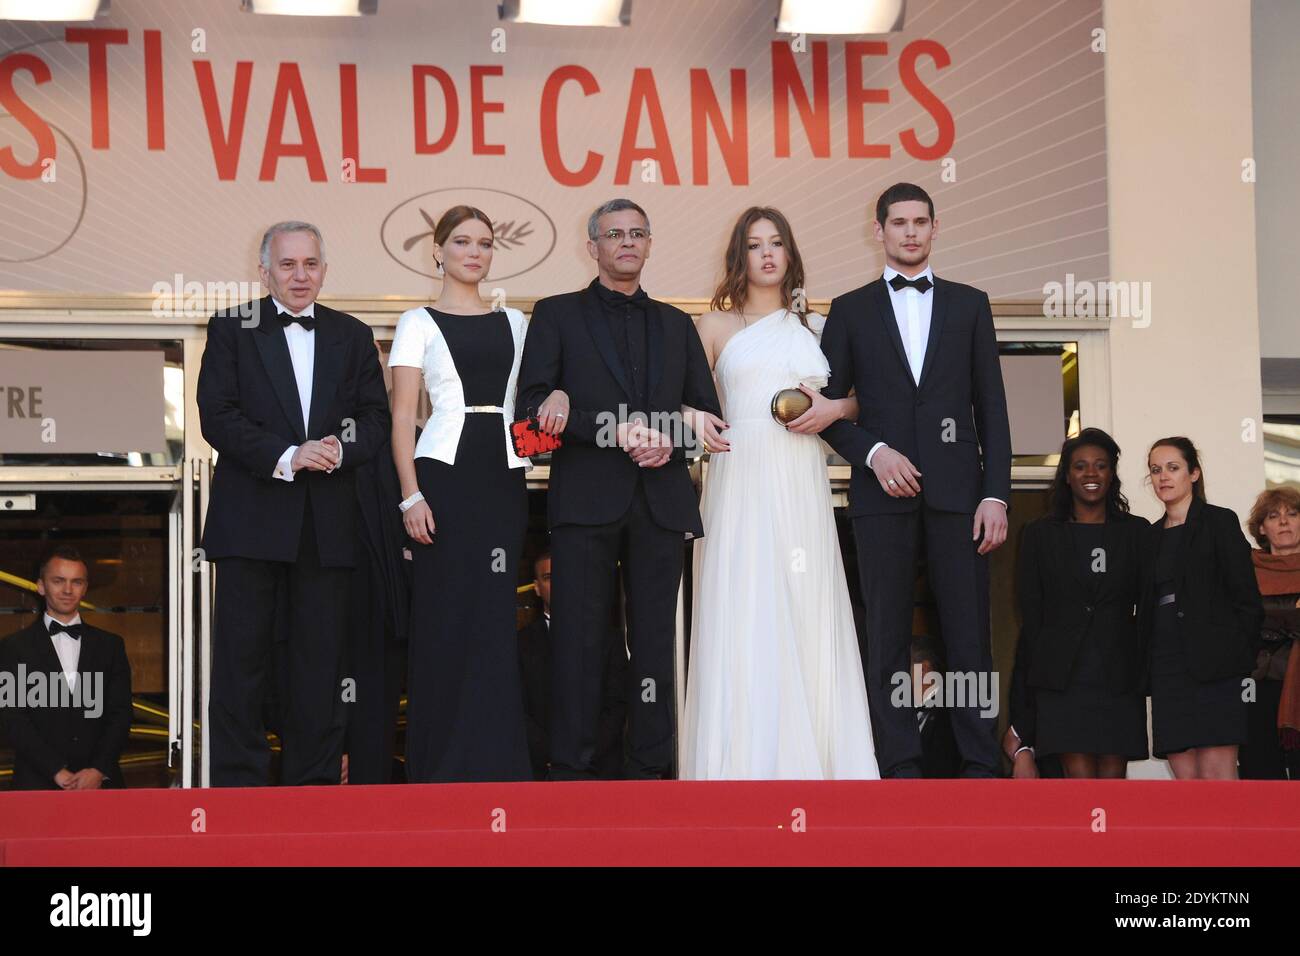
left=1013, top=428, right=1149, bottom=778
left=1141, top=437, right=1263, bottom=779
left=389, top=205, right=561, bottom=783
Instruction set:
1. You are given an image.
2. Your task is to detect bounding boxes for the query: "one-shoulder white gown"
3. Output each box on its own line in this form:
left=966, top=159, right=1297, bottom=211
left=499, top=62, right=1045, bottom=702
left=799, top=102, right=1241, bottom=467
left=680, top=309, right=880, bottom=780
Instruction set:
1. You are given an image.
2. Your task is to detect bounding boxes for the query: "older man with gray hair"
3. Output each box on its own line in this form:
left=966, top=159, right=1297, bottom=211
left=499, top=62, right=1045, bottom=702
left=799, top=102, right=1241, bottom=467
left=518, top=198, right=722, bottom=779
left=197, top=221, right=390, bottom=786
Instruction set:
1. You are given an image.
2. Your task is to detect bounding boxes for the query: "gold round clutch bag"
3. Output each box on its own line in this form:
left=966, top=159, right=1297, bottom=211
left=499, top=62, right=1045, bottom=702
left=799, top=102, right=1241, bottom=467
left=771, top=387, right=812, bottom=425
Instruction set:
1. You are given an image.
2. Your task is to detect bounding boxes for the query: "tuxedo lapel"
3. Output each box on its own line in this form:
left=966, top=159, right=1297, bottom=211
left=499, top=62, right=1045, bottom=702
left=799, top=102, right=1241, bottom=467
left=580, top=287, right=632, bottom=399
left=871, top=279, right=912, bottom=386
left=307, top=307, right=343, bottom=439
left=917, top=277, right=948, bottom=391
left=251, top=296, right=308, bottom=442
left=24, top=620, right=75, bottom=697
left=27, top=621, right=65, bottom=677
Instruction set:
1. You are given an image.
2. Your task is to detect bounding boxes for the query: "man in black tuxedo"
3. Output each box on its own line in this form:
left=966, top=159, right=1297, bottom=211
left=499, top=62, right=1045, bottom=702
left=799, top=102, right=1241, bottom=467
left=819, top=184, right=1012, bottom=778
left=0, top=547, right=132, bottom=790
left=517, top=550, right=627, bottom=779
left=518, top=199, right=723, bottom=779
left=197, top=221, right=390, bottom=787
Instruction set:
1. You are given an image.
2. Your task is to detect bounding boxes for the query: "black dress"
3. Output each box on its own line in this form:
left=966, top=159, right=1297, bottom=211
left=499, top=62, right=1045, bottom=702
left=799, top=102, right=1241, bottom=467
left=1149, top=523, right=1248, bottom=758
left=1035, top=522, right=1148, bottom=759
left=406, top=308, right=531, bottom=782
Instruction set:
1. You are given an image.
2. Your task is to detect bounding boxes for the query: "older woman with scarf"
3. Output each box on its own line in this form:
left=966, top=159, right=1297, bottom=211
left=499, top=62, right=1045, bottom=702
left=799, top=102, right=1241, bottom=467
left=1242, top=486, right=1300, bottom=780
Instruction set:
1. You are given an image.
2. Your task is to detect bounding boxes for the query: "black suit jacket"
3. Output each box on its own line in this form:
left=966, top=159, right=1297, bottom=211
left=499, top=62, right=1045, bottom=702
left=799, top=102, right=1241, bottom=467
left=1016, top=513, right=1148, bottom=695
left=517, top=282, right=722, bottom=534
left=197, top=297, right=391, bottom=567
left=0, top=619, right=132, bottom=790
left=819, top=276, right=1012, bottom=516
left=1138, top=497, right=1262, bottom=683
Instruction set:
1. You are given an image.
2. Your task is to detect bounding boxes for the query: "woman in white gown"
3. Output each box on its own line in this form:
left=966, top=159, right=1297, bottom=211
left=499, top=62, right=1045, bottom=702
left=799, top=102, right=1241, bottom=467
left=679, top=207, right=880, bottom=780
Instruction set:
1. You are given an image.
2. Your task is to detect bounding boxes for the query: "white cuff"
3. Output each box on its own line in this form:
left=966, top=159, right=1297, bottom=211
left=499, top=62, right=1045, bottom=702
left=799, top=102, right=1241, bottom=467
left=274, top=446, right=297, bottom=482
left=866, top=441, right=886, bottom=469
left=980, top=497, right=1008, bottom=508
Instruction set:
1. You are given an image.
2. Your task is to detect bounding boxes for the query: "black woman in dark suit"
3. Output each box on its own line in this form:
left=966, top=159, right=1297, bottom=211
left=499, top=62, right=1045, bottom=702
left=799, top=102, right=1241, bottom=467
left=1014, top=428, right=1148, bottom=778
left=1141, top=437, right=1263, bottom=779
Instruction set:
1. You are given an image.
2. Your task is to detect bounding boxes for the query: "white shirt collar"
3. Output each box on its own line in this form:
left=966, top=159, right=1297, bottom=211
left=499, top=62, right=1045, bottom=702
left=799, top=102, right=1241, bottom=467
left=271, top=296, right=316, bottom=319
left=44, top=611, right=83, bottom=632
left=883, top=263, right=934, bottom=283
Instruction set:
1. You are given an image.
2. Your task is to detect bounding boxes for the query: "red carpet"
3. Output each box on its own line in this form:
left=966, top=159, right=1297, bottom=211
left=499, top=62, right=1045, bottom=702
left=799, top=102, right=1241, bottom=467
left=1, top=781, right=1298, bottom=866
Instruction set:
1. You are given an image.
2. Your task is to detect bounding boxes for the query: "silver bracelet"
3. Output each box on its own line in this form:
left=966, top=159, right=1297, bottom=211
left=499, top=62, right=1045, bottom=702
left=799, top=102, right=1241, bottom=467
left=398, top=491, right=425, bottom=513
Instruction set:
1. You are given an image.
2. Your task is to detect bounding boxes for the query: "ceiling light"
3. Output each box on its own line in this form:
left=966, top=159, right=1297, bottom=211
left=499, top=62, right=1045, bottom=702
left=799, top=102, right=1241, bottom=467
left=776, top=0, right=906, bottom=34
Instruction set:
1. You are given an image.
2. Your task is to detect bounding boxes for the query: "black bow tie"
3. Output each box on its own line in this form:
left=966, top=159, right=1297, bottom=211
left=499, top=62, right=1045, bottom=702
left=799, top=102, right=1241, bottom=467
left=47, top=620, right=83, bottom=640
left=279, top=311, right=316, bottom=331
left=889, top=274, right=933, bottom=294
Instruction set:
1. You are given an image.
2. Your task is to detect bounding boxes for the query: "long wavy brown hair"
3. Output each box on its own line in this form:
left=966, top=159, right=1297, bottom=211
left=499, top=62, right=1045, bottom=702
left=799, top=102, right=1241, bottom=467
left=710, top=206, right=808, bottom=329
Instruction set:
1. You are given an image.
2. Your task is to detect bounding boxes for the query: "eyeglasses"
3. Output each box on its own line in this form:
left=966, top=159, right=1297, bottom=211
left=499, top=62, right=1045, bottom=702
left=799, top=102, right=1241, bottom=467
left=598, top=228, right=650, bottom=243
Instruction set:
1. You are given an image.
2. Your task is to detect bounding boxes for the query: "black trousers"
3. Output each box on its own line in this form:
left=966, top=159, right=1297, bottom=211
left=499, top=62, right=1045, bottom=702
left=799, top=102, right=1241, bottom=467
left=852, top=505, right=1000, bottom=777
left=210, top=501, right=351, bottom=786
left=549, top=482, right=683, bottom=779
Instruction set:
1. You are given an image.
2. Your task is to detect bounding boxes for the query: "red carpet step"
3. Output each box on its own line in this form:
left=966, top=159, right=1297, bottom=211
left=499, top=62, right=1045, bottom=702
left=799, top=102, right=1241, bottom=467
left=1, top=780, right=1297, bottom=866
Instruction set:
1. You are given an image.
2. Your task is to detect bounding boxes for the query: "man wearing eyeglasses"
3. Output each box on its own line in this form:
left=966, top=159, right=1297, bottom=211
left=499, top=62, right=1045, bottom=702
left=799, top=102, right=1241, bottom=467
left=518, top=198, right=722, bottom=780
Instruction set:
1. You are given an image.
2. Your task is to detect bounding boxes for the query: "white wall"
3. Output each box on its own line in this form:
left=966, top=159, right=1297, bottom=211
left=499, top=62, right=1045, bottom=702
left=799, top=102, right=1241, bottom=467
left=1105, top=0, right=1264, bottom=525
left=1105, top=0, right=1264, bottom=779
left=1253, top=0, right=1300, bottom=360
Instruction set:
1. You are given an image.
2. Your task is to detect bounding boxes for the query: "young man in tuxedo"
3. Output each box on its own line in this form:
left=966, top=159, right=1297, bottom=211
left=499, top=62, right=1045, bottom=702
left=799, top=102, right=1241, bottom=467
left=819, top=183, right=1012, bottom=778
left=517, top=199, right=723, bottom=779
left=197, top=221, right=390, bottom=787
left=0, top=547, right=132, bottom=791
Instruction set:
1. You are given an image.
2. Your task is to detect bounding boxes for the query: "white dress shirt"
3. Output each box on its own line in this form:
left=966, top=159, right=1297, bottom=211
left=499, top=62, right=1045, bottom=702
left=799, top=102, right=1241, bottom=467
left=866, top=266, right=1006, bottom=509
left=44, top=612, right=82, bottom=692
left=269, top=297, right=341, bottom=481
left=885, top=263, right=934, bottom=386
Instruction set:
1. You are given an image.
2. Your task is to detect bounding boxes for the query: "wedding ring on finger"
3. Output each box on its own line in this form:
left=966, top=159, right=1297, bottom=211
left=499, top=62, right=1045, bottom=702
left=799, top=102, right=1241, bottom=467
left=888, top=478, right=898, bottom=487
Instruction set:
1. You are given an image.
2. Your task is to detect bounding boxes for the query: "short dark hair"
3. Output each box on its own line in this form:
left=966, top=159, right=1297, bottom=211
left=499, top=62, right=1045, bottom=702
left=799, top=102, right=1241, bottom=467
left=587, top=198, right=650, bottom=241
left=533, top=549, right=552, bottom=576
left=39, top=545, right=88, bottom=580
left=875, top=183, right=935, bottom=226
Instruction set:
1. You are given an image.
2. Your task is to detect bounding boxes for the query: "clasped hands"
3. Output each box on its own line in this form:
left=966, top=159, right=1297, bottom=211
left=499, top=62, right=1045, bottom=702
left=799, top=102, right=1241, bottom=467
left=291, top=434, right=343, bottom=473
left=537, top=390, right=731, bottom=467
left=54, top=767, right=105, bottom=790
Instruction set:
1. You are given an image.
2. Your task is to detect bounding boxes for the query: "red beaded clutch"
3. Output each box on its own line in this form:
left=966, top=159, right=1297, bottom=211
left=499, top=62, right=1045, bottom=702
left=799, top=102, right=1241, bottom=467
left=511, top=416, right=562, bottom=457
